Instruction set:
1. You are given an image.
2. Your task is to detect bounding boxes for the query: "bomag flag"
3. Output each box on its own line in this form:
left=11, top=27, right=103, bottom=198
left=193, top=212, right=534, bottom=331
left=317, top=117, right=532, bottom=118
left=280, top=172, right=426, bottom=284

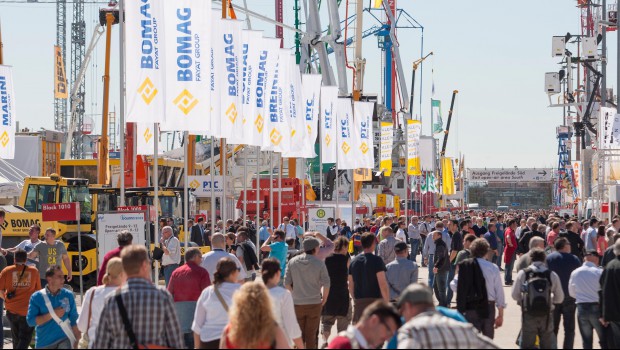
left=126, top=0, right=165, bottom=123
left=441, top=157, right=455, bottom=195
left=54, top=46, right=68, bottom=99
left=161, top=0, right=211, bottom=133
left=254, top=38, right=280, bottom=149
left=407, top=120, right=422, bottom=176
left=0, top=65, right=16, bottom=159
left=240, top=30, right=264, bottom=146
left=283, top=54, right=304, bottom=157
left=216, top=19, right=243, bottom=143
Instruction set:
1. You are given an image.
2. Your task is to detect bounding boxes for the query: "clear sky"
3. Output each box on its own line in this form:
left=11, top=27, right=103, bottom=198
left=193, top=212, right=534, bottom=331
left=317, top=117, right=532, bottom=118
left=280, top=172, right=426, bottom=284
left=0, top=0, right=604, bottom=168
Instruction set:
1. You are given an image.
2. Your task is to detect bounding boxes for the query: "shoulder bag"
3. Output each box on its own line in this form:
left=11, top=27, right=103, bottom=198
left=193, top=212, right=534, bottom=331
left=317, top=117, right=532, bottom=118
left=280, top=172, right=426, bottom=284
left=115, top=294, right=172, bottom=349
left=213, top=284, right=229, bottom=312
left=41, top=290, right=77, bottom=347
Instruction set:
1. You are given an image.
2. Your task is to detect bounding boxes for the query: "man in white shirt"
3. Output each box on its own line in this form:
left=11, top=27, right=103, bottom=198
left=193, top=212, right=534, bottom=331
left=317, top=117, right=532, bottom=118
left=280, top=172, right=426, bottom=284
left=279, top=217, right=297, bottom=241
left=200, top=233, right=246, bottom=283
left=569, top=250, right=604, bottom=350
left=3, top=225, right=42, bottom=266
left=161, top=226, right=181, bottom=287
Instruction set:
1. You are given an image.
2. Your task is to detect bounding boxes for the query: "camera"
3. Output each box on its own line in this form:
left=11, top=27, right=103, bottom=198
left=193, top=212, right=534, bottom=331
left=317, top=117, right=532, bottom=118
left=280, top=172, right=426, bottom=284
left=6, top=291, right=15, bottom=300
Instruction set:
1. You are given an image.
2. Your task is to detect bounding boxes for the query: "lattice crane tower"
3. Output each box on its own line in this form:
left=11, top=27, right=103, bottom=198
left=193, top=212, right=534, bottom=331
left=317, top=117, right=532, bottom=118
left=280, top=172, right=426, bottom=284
left=54, top=0, right=67, bottom=132
left=70, top=0, right=86, bottom=158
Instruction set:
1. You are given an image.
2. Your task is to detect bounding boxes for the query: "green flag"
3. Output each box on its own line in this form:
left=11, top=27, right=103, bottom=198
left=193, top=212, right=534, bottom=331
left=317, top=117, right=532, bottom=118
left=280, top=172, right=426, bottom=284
left=432, top=99, right=443, bottom=135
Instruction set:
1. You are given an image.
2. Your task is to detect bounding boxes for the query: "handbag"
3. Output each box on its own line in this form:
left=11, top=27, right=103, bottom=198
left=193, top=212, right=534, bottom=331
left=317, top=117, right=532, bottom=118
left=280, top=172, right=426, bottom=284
left=115, top=294, right=172, bottom=349
left=152, top=246, right=164, bottom=261
left=213, top=284, right=229, bottom=312
left=41, top=290, right=77, bottom=347
left=78, top=288, right=96, bottom=349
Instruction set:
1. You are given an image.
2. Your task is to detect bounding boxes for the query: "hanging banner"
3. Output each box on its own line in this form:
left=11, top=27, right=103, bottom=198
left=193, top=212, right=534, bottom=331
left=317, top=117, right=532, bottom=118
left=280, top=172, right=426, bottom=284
left=572, top=161, right=582, bottom=201
left=442, top=157, right=455, bottom=195
left=380, top=122, right=393, bottom=176
left=283, top=55, right=304, bottom=157
left=336, top=98, right=356, bottom=169
left=299, top=74, right=322, bottom=158
left=320, top=86, right=339, bottom=163
left=54, top=46, right=68, bottom=99
left=263, top=49, right=292, bottom=153
left=407, top=119, right=422, bottom=175
left=600, top=107, right=620, bottom=149
left=217, top=19, right=243, bottom=143
left=429, top=171, right=439, bottom=193
left=240, top=30, right=263, bottom=146
left=136, top=123, right=158, bottom=155
left=353, top=101, right=374, bottom=169
left=209, top=13, right=222, bottom=138
left=161, top=0, right=211, bottom=133
left=0, top=66, right=16, bottom=159
left=431, top=99, right=443, bottom=135
left=126, top=0, right=165, bottom=123
left=251, top=38, right=280, bottom=149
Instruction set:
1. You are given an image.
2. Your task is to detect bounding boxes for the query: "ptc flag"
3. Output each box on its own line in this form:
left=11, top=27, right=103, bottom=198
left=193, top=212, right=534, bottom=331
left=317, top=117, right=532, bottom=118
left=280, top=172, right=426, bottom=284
left=407, top=120, right=422, bottom=175
left=299, top=74, right=323, bottom=158
left=320, top=86, right=339, bottom=163
left=125, top=0, right=165, bottom=123
left=432, top=99, right=443, bottom=135
left=0, top=65, right=16, bottom=159
left=353, top=101, right=374, bottom=169
left=441, top=157, right=456, bottom=195
left=336, top=98, right=356, bottom=170
left=380, top=122, right=393, bottom=176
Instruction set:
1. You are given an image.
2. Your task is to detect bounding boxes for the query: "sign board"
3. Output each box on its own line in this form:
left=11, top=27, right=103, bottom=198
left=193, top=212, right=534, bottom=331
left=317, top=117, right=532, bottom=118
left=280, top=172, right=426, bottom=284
left=394, top=195, right=400, bottom=217
left=468, top=168, right=553, bottom=182
left=308, top=207, right=335, bottom=235
left=42, top=203, right=80, bottom=222
left=377, top=194, right=387, bottom=208
left=96, top=212, right=147, bottom=266
left=117, top=205, right=157, bottom=222
left=188, top=176, right=231, bottom=197
left=512, top=203, right=520, bottom=207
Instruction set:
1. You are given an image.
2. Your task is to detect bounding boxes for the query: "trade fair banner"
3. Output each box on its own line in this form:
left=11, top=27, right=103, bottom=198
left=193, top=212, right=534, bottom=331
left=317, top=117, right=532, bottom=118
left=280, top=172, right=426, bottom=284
left=209, top=13, right=222, bottom=137
left=126, top=0, right=165, bottom=123
left=353, top=101, right=374, bottom=169
left=161, top=0, right=211, bottom=132
left=54, top=46, right=68, bottom=99
left=600, top=107, right=620, bottom=149
left=240, top=30, right=263, bottom=146
left=299, top=74, right=323, bottom=158
left=320, top=86, right=339, bottom=163
left=336, top=98, right=356, bottom=169
left=572, top=161, right=582, bottom=200
left=380, top=122, right=393, bottom=176
left=407, top=119, right=422, bottom=175
left=136, top=123, right=158, bottom=155
left=442, top=157, right=455, bottom=195
left=260, top=39, right=283, bottom=151
left=253, top=38, right=280, bottom=149
left=0, top=65, right=16, bottom=159
left=283, top=55, right=304, bottom=157
left=216, top=19, right=243, bottom=143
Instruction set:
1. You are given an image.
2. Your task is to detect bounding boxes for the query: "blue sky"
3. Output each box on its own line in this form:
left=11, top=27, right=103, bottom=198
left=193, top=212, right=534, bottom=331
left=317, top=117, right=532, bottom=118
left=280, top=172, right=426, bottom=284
left=0, top=0, right=600, bottom=168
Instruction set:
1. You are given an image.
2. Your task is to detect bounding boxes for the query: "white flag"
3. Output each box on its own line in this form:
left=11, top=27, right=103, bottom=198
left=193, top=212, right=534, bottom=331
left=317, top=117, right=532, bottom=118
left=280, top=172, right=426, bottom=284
left=320, top=86, right=338, bottom=163
left=136, top=123, right=159, bottom=155
left=407, top=120, right=422, bottom=175
left=353, top=101, right=374, bottom=169
left=126, top=0, right=165, bottom=123
left=0, top=66, right=16, bottom=159
left=283, top=56, right=304, bottom=158
left=240, top=30, right=263, bottom=146
left=209, top=13, right=222, bottom=137
left=214, top=19, right=243, bottom=142
left=337, top=98, right=356, bottom=170
left=300, top=74, right=322, bottom=158
left=250, top=38, right=279, bottom=149
left=260, top=39, right=283, bottom=151
left=264, top=49, right=292, bottom=153
left=160, top=0, right=211, bottom=133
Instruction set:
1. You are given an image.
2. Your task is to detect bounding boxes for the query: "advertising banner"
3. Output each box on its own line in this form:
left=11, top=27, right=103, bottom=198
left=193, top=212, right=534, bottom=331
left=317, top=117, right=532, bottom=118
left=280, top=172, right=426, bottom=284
left=299, top=74, right=322, bottom=158
left=216, top=19, right=243, bottom=143
left=336, top=98, right=356, bottom=169
left=353, top=101, right=374, bottom=169
left=380, top=122, right=393, bottom=176
left=54, top=46, right=68, bottom=99
left=0, top=65, right=16, bottom=159
left=320, top=86, right=339, bottom=163
left=308, top=207, right=335, bottom=234
left=407, top=120, right=422, bottom=175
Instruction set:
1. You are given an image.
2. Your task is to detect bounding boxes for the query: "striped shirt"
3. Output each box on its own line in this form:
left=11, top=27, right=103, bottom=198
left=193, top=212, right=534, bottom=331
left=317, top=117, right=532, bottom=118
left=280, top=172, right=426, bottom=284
left=94, top=278, right=184, bottom=349
left=397, top=311, right=499, bottom=349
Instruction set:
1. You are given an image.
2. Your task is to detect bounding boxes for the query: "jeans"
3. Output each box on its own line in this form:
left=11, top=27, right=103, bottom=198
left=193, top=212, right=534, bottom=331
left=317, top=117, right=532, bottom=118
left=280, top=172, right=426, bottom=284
left=433, top=271, right=449, bottom=307
left=496, top=242, right=504, bottom=269
left=409, top=238, right=421, bottom=262
left=38, top=339, right=72, bottom=349
left=183, top=332, right=194, bottom=349
left=577, top=303, right=603, bottom=349
left=446, top=264, right=456, bottom=306
left=553, top=297, right=576, bottom=349
left=163, top=264, right=179, bottom=287
left=505, top=251, right=516, bottom=284
left=427, top=254, right=435, bottom=287
left=6, top=311, right=33, bottom=349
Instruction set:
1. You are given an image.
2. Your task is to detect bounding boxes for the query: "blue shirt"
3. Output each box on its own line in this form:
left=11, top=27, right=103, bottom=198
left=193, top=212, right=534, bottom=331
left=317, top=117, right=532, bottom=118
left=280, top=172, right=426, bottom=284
left=496, top=224, right=505, bottom=244
left=268, top=241, right=288, bottom=277
left=585, top=227, right=598, bottom=251
left=27, top=287, right=78, bottom=348
left=484, top=231, right=498, bottom=250
left=546, top=251, right=582, bottom=296
left=259, top=226, right=270, bottom=241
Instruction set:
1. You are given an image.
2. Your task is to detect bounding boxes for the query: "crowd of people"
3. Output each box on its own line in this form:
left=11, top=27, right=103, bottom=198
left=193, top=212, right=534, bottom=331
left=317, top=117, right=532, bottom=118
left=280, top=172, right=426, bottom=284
left=0, top=209, right=619, bottom=349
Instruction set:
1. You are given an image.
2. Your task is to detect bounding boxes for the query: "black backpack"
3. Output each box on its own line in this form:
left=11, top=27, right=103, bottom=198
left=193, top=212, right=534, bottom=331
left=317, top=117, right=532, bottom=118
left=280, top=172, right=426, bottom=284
left=239, top=242, right=259, bottom=271
left=522, top=267, right=552, bottom=317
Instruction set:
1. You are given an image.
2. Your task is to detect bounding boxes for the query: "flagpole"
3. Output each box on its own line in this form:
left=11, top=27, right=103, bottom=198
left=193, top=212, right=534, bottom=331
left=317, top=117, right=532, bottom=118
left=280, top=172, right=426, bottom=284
left=279, top=156, right=283, bottom=227
left=270, top=152, right=274, bottom=229
left=256, top=146, right=260, bottom=254
left=405, top=120, right=409, bottom=229
left=222, top=140, right=227, bottom=222
left=211, top=137, right=215, bottom=235
left=319, top=115, right=324, bottom=206
left=154, top=123, right=160, bottom=285
left=184, top=131, right=189, bottom=250
left=243, top=146, right=247, bottom=226
left=119, top=0, right=126, bottom=206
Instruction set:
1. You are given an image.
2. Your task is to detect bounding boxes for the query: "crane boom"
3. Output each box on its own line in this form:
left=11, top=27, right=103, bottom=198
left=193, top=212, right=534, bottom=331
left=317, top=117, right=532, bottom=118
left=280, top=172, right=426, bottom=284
left=440, top=90, right=459, bottom=157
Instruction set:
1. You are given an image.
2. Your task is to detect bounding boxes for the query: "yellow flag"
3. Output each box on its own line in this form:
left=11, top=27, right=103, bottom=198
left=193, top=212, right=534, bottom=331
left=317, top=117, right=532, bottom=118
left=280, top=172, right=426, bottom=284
left=54, top=46, right=68, bottom=99
left=442, top=157, right=456, bottom=195
left=380, top=122, right=393, bottom=176
left=372, top=0, right=383, bottom=8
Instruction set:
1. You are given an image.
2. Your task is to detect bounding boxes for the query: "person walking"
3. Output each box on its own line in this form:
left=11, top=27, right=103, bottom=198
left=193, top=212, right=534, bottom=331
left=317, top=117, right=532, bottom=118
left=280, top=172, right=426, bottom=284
left=28, top=228, right=72, bottom=287
left=94, top=245, right=183, bottom=348
left=396, top=284, right=499, bottom=349
left=512, top=248, right=565, bottom=349
left=220, top=282, right=290, bottom=349
left=192, top=257, right=241, bottom=349
left=408, top=216, right=422, bottom=262
left=261, top=259, right=304, bottom=349
left=77, top=258, right=126, bottom=349
left=201, top=233, right=246, bottom=283
left=321, top=237, right=351, bottom=345
left=422, top=222, right=448, bottom=287
left=559, top=221, right=585, bottom=262
left=349, top=233, right=389, bottom=323
left=168, top=248, right=211, bottom=349
left=377, top=226, right=398, bottom=265
left=597, top=226, right=609, bottom=257
left=386, top=242, right=419, bottom=303
left=161, top=226, right=181, bottom=287
left=234, top=230, right=258, bottom=282
left=515, top=236, right=546, bottom=272
left=600, top=240, right=620, bottom=348
left=451, top=238, right=506, bottom=339
left=328, top=301, right=402, bottom=350
left=96, top=230, right=132, bottom=286
left=446, top=220, right=465, bottom=306
left=0, top=249, right=40, bottom=349
left=546, top=237, right=581, bottom=349
left=432, top=231, right=450, bottom=307
left=483, top=224, right=499, bottom=264
left=569, top=250, right=604, bottom=349
left=190, top=218, right=208, bottom=247
left=518, top=223, right=544, bottom=256
left=284, top=237, right=330, bottom=350
left=26, top=266, right=80, bottom=349
left=503, top=219, right=518, bottom=285
left=584, top=218, right=599, bottom=252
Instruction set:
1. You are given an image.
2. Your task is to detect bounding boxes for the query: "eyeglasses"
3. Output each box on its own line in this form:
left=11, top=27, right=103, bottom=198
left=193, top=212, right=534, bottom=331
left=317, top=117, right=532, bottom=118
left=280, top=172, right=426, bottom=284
left=379, top=320, right=397, bottom=336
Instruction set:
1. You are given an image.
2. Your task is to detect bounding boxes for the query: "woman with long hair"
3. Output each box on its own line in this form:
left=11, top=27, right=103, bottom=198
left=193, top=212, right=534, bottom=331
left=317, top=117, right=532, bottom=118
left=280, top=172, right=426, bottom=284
left=597, top=226, right=608, bottom=256
left=320, top=237, right=351, bottom=345
left=261, top=258, right=304, bottom=349
left=220, top=282, right=290, bottom=349
left=76, top=257, right=126, bottom=348
left=192, top=257, right=241, bottom=349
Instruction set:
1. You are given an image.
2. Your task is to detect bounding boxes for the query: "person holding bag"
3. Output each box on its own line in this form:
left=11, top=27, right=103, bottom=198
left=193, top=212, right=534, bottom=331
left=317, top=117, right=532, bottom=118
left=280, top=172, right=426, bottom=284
left=76, top=258, right=126, bottom=348
left=26, top=265, right=80, bottom=349
left=192, top=257, right=241, bottom=349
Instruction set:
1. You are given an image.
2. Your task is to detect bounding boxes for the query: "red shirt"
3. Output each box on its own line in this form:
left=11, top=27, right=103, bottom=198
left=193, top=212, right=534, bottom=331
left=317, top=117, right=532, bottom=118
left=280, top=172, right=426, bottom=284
left=328, top=336, right=355, bottom=349
left=503, top=228, right=518, bottom=263
left=97, top=246, right=123, bottom=286
left=167, top=261, right=211, bottom=302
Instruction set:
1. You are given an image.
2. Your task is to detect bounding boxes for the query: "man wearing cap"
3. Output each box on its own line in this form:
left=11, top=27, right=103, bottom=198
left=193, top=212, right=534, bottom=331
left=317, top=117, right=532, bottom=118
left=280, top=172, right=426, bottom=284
left=569, top=250, right=604, bottom=349
left=97, top=230, right=133, bottom=286
left=396, top=284, right=498, bottom=349
left=284, top=237, right=331, bottom=349
left=386, top=242, right=419, bottom=302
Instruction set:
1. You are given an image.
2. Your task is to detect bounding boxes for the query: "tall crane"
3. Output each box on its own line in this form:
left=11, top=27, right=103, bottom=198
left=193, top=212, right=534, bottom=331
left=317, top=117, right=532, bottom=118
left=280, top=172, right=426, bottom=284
left=70, top=0, right=87, bottom=158
left=54, top=0, right=67, bottom=133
